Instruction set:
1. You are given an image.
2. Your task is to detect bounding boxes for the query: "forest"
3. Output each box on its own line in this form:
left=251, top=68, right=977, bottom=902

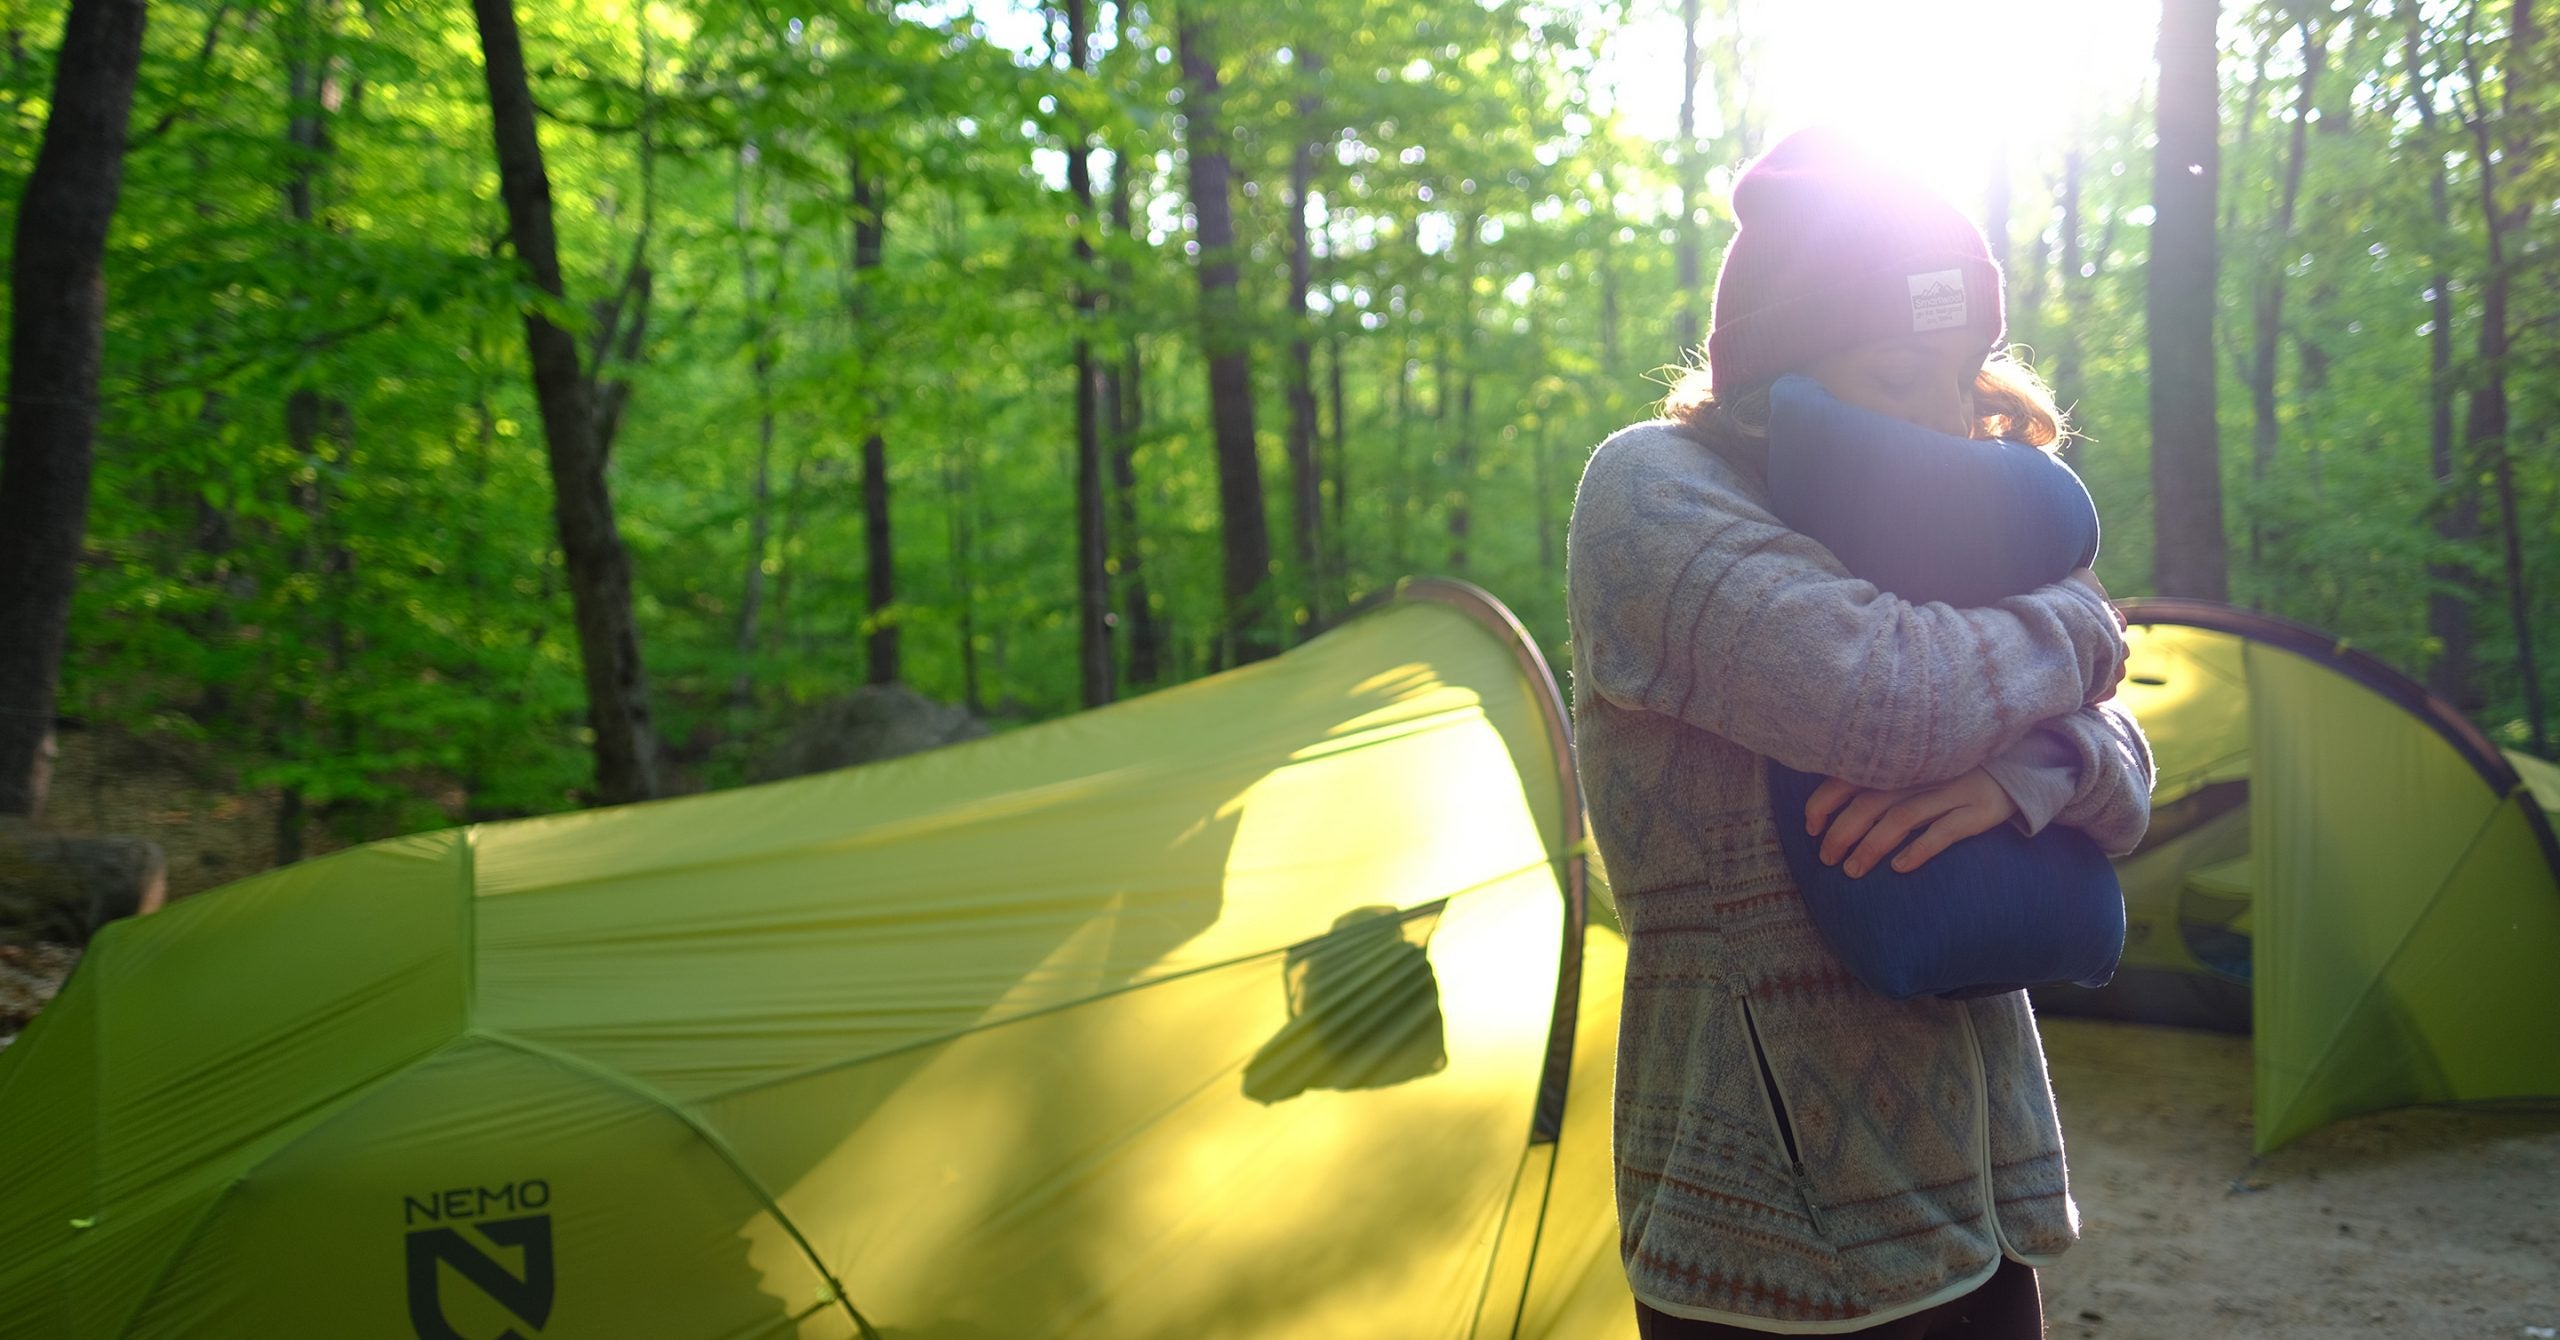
left=1, top=0, right=2555, bottom=859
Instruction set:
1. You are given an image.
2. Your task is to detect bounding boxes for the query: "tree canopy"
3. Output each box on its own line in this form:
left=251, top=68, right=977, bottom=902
left=1, top=0, right=2553, bottom=855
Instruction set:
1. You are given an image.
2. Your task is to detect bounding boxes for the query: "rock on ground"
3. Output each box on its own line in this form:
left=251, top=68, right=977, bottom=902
left=1, top=817, right=167, bottom=945
left=746, top=683, right=986, bottom=783
left=0, top=942, right=81, bottom=1052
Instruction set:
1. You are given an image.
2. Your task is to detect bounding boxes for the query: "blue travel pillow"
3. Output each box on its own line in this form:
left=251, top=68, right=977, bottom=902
left=1761, top=375, right=2125, bottom=1001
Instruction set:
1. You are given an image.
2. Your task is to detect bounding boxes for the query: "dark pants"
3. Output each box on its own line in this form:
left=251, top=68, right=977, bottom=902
left=1634, top=1257, right=2043, bottom=1339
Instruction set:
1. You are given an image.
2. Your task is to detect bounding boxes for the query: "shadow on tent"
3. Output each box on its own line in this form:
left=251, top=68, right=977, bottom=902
left=0, top=579, right=1647, bottom=1339
left=2031, top=598, right=2560, bottom=1154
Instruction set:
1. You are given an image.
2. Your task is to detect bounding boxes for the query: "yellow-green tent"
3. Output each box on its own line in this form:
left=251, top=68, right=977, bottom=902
left=2036, top=598, right=2560, bottom=1153
left=22, top=580, right=2553, bottom=1337
left=0, top=581, right=1637, bottom=1340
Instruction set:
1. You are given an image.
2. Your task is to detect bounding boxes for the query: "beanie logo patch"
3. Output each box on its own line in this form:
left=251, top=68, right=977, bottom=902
left=1907, top=270, right=1969, bottom=333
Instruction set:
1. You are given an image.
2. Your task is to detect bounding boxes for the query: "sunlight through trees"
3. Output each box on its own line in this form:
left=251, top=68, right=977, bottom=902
left=1, top=0, right=2552, bottom=841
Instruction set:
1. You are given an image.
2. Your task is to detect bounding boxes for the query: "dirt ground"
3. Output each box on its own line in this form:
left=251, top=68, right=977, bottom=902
left=2036, top=1018, right=2560, bottom=1340
left=8, top=973, right=2550, bottom=1337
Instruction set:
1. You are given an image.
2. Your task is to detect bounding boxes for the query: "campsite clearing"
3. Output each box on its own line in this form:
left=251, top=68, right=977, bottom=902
left=2039, top=1017, right=2560, bottom=1340
left=7, top=590, right=2554, bottom=1337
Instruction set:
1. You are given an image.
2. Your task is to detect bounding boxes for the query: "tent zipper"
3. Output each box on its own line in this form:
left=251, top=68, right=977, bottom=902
left=1739, top=996, right=1829, bottom=1238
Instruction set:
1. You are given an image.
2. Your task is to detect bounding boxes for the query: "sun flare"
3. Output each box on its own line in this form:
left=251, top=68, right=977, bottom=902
left=1597, top=0, right=2163, bottom=209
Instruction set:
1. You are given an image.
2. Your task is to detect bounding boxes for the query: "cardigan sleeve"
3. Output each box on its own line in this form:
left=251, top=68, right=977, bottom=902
left=1566, top=422, right=2128, bottom=791
left=1981, top=728, right=2080, bottom=835
left=2031, top=701, right=2156, bottom=856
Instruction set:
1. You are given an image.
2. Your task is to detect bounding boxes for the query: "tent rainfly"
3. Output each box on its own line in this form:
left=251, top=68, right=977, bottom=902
left=0, top=581, right=1638, bottom=1340
left=11, top=582, right=2559, bottom=1337
left=2034, top=598, right=2560, bottom=1153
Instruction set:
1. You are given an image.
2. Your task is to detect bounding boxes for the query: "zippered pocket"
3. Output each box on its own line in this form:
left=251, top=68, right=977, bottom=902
left=1738, top=997, right=1829, bottom=1237
left=1958, top=1001, right=2062, bottom=1264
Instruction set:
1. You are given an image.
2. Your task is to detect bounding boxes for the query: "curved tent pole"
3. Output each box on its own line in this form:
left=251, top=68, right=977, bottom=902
left=2119, top=596, right=2560, bottom=879
left=473, top=1029, right=883, bottom=1340
left=1385, top=578, right=1588, bottom=1146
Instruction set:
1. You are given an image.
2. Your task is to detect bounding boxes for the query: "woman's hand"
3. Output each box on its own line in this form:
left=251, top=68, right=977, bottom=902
left=1803, top=769, right=2022, bottom=878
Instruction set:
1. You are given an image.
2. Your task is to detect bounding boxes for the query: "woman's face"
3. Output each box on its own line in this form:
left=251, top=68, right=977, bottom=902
left=1802, top=328, right=1987, bottom=438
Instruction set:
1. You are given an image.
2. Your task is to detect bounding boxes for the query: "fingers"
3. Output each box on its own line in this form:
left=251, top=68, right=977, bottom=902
left=2091, top=652, right=2128, bottom=706
left=1820, top=785, right=1935, bottom=874
left=1811, top=770, right=2018, bottom=878
left=1804, top=776, right=1864, bottom=836
left=2092, top=662, right=2125, bottom=704
left=1888, top=802, right=2008, bottom=873
left=1817, top=785, right=1892, bottom=864
left=1840, top=792, right=1961, bottom=878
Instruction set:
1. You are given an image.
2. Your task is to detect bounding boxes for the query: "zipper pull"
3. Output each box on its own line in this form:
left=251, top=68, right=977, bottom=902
left=1793, top=1163, right=1830, bottom=1237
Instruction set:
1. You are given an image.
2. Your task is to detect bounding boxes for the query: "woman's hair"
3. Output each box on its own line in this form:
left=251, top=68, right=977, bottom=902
left=1661, top=350, right=2072, bottom=468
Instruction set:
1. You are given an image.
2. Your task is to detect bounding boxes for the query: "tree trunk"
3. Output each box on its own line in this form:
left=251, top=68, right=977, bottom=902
left=2147, top=0, right=2230, bottom=601
left=731, top=147, right=777, bottom=714
left=2490, top=446, right=2545, bottom=750
left=2404, top=0, right=2477, bottom=707
left=1174, top=8, right=1275, bottom=664
left=942, top=442, right=985, bottom=716
left=2055, top=144, right=2087, bottom=468
left=283, top=5, right=325, bottom=224
left=586, top=21, right=657, bottom=479
left=2222, top=41, right=2276, bottom=238
left=1104, top=151, right=1163, bottom=690
left=1597, top=149, right=1624, bottom=381
left=847, top=153, right=900, bottom=686
left=768, top=439, right=812, bottom=656
left=275, top=385, right=351, bottom=862
left=1432, top=321, right=1450, bottom=425
left=2246, top=16, right=2326, bottom=568
left=1448, top=215, right=1479, bottom=573
left=862, top=429, right=896, bottom=685
left=1528, top=316, right=1555, bottom=583
left=0, top=0, right=146, bottom=819
left=1283, top=45, right=1326, bottom=628
left=2464, top=0, right=2546, bottom=748
left=472, top=0, right=659, bottom=804
left=1065, top=0, right=1113, bottom=707
left=1984, top=134, right=2011, bottom=273
left=1102, top=7, right=1162, bottom=690
left=1673, top=0, right=1705, bottom=353
left=1326, top=327, right=1348, bottom=592
left=183, top=126, right=239, bottom=730
left=1106, top=348, right=1162, bottom=688
left=277, top=0, right=354, bottom=858
left=460, top=393, right=497, bottom=802
left=1391, top=326, right=1414, bottom=573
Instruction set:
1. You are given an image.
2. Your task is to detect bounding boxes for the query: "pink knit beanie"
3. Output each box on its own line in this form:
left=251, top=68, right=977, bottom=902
left=1705, top=128, right=2005, bottom=402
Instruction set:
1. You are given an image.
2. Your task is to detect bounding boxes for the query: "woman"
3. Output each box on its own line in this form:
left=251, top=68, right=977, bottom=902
left=1565, top=129, right=2155, bottom=1337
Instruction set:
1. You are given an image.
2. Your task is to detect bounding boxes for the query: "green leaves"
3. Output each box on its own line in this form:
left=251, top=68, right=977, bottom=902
left=11, top=0, right=2558, bottom=862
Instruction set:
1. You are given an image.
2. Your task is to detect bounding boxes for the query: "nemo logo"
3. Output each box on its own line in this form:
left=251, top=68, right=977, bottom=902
left=402, top=1181, right=554, bottom=1340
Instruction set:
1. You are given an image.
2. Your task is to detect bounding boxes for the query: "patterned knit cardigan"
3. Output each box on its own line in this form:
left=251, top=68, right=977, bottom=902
left=1566, top=421, right=2155, bottom=1332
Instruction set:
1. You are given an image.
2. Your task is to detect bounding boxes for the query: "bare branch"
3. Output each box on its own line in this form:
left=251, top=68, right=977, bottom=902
left=590, top=264, right=650, bottom=459
left=116, top=313, right=399, bottom=403
left=533, top=98, right=638, bottom=135
left=585, top=224, right=653, bottom=372
left=130, top=2, right=237, bottom=145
